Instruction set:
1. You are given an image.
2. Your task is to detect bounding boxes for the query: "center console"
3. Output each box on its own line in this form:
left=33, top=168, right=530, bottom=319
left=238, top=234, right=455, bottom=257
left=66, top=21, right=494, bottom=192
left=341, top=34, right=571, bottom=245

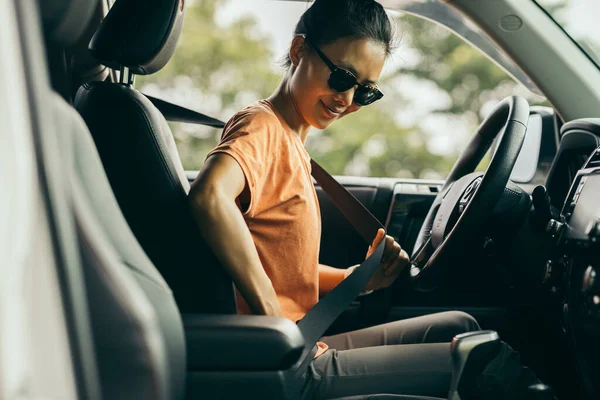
left=541, top=120, right=600, bottom=399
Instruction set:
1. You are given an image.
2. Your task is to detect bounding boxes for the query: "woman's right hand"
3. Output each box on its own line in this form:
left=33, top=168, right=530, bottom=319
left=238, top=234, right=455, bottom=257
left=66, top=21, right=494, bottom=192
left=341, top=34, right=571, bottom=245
left=365, top=228, right=409, bottom=291
left=346, top=229, right=409, bottom=292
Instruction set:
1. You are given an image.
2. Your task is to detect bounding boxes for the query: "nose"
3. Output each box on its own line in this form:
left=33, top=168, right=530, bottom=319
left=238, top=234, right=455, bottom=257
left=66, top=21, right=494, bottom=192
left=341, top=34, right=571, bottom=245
left=332, top=85, right=356, bottom=107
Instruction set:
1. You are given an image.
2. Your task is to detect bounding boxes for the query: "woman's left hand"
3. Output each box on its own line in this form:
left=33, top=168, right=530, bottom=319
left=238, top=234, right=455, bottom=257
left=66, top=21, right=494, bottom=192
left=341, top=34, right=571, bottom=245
left=345, top=228, right=410, bottom=291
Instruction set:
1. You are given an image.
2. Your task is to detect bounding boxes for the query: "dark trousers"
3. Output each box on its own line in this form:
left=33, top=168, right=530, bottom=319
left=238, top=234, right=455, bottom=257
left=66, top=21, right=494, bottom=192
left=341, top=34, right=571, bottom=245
left=301, top=311, right=537, bottom=400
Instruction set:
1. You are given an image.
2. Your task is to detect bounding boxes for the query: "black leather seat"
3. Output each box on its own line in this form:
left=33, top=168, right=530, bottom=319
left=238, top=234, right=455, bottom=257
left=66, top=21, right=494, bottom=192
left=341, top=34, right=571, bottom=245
left=74, top=0, right=235, bottom=315
left=58, top=93, right=187, bottom=399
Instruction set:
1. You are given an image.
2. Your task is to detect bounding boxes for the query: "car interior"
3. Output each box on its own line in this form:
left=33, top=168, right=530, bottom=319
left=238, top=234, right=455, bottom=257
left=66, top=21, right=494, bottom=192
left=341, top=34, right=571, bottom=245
left=4, top=0, right=600, bottom=399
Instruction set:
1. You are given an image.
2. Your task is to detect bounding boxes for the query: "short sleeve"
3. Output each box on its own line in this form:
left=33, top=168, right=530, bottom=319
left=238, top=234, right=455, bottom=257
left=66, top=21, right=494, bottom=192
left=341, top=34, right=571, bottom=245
left=206, top=107, right=275, bottom=216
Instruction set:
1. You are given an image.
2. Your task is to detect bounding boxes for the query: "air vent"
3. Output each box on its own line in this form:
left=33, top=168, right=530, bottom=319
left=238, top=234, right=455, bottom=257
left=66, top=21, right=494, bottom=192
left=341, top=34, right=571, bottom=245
left=585, top=148, right=600, bottom=168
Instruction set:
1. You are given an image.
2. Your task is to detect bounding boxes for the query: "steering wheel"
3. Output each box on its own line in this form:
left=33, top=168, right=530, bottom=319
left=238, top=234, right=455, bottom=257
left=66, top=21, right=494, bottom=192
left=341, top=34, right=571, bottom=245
left=409, top=96, right=529, bottom=290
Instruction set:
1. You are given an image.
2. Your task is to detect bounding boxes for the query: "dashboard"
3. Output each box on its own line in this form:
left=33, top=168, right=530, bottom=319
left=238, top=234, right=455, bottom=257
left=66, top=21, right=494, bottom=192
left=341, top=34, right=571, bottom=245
left=316, top=113, right=600, bottom=398
left=544, top=121, right=600, bottom=399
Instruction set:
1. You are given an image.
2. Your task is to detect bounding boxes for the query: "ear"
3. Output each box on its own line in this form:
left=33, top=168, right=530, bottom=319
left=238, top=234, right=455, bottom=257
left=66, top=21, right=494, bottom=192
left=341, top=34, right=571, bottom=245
left=289, top=35, right=306, bottom=67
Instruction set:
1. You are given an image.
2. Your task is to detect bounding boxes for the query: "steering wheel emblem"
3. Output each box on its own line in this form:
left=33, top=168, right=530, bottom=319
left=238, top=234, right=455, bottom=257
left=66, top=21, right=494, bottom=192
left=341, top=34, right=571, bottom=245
left=459, top=177, right=482, bottom=214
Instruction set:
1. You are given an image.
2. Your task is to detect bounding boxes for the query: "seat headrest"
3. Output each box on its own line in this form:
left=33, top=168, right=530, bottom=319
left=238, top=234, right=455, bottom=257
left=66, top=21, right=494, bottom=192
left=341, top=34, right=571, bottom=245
left=39, top=0, right=99, bottom=46
left=89, top=0, right=185, bottom=75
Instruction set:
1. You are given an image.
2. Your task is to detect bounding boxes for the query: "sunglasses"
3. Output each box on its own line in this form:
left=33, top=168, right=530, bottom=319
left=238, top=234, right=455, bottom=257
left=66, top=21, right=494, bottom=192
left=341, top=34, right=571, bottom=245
left=303, top=36, right=384, bottom=106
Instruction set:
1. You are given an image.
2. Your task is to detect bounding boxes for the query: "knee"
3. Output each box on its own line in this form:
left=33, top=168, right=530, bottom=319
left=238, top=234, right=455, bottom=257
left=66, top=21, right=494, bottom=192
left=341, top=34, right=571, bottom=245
left=446, top=311, right=481, bottom=333
left=422, top=311, right=482, bottom=343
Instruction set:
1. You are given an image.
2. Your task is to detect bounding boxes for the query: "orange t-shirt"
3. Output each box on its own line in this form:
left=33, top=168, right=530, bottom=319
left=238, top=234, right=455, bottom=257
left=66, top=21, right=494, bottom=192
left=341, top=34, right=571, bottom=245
left=207, top=100, right=328, bottom=357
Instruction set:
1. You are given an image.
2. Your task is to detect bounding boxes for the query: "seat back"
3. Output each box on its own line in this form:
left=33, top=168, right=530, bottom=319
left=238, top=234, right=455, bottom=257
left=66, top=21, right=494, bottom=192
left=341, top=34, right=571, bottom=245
left=74, top=0, right=236, bottom=314
left=41, top=0, right=187, bottom=398
left=55, top=92, right=187, bottom=400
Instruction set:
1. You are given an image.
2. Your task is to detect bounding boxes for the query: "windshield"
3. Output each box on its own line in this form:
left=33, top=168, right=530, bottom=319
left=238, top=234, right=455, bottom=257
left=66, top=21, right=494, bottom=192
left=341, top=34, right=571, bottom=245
left=535, top=0, right=600, bottom=69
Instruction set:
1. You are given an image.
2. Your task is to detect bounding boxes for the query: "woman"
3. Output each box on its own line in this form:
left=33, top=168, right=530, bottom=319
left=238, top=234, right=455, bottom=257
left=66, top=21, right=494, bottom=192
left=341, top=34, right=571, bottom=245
left=189, top=0, right=539, bottom=398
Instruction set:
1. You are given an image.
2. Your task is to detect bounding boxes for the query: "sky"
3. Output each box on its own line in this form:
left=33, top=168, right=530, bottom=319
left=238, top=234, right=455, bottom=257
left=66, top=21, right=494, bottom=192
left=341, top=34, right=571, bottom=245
left=216, top=1, right=309, bottom=62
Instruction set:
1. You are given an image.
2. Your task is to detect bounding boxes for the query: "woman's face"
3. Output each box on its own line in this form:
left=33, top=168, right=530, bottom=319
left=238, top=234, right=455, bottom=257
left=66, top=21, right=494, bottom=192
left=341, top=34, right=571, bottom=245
left=289, top=36, right=387, bottom=130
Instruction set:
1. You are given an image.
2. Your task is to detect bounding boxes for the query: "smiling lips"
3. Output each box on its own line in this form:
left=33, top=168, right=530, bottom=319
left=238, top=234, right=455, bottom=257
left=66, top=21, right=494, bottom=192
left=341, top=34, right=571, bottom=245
left=321, top=101, right=344, bottom=118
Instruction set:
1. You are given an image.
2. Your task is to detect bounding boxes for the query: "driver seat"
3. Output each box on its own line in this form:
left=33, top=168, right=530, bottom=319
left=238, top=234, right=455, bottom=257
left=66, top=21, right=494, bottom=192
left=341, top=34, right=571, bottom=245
left=74, top=0, right=235, bottom=315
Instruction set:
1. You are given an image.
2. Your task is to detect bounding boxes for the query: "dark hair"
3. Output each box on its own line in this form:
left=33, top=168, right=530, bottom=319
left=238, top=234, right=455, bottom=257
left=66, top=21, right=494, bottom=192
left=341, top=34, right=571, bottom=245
left=283, top=0, right=396, bottom=69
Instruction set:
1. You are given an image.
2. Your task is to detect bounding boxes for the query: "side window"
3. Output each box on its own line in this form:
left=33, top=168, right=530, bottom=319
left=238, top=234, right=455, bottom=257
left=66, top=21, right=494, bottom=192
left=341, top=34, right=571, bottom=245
left=139, top=1, right=546, bottom=179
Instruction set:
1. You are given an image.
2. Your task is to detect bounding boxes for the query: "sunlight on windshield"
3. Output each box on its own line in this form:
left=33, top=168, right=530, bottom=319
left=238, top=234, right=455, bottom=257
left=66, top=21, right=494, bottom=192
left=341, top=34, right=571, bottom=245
left=536, top=0, right=600, bottom=68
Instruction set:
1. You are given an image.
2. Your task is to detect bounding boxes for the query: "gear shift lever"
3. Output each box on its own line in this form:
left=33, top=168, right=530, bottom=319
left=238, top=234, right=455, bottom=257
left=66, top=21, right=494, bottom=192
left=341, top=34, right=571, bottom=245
left=448, top=330, right=501, bottom=400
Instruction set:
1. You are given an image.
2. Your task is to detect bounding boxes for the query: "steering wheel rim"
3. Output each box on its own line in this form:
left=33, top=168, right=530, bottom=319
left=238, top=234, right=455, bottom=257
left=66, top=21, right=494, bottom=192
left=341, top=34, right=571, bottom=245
left=409, top=95, right=530, bottom=291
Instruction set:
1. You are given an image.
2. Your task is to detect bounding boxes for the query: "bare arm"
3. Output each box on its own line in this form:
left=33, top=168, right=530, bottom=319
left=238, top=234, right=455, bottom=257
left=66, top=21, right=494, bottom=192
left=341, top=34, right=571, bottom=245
left=188, top=153, right=281, bottom=317
left=318, top=264, right=346, bottom=296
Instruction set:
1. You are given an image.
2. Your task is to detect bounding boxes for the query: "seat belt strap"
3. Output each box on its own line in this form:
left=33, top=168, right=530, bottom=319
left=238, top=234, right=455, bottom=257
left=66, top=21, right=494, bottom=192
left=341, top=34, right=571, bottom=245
left=145, top=94, right=227, bottom=128
left=293, top=160, right=385, bottom=379
left=310, top=160, right=384, bottom=241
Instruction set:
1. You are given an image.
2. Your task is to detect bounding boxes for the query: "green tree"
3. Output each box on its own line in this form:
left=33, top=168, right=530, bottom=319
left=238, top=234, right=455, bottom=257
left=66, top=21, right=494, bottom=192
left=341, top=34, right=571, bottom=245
left=397, top=16, right=511, bottom=116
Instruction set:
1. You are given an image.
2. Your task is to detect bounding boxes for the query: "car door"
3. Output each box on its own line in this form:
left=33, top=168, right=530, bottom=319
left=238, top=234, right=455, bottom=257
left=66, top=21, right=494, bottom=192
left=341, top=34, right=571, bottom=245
left=1, top=0, right=100, bottom=398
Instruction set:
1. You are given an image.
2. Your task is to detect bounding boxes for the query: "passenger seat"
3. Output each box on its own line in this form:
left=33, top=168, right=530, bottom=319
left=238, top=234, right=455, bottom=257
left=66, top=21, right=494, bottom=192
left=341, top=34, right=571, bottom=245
left=74, top=0, right=235, bottom=315
left=43, top=0, right=185, bottom=398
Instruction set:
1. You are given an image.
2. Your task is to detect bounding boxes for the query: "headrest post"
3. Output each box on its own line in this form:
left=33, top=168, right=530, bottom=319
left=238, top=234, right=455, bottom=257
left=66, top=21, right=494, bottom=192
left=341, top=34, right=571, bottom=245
left=118, top=65, right=136, bottom=87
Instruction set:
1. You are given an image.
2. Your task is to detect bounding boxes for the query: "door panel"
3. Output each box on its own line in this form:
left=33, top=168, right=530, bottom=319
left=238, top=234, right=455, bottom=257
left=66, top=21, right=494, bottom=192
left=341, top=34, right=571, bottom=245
left=316, top=186, right=375, bottom=269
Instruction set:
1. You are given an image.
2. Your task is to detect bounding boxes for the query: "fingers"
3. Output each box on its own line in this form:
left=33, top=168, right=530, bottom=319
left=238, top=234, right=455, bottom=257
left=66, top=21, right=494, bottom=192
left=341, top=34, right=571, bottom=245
left=382, top=235, right=398, bottom=263
left=368, top=245, right=409, bottom=291
left=375, top=228, right=386, bottom=246
left=364, top=232, right=411, bottom=291
left=383, top=245, right=409, bottom=277
left=366, top=228, right=386, bottom=259
left=399, top=248, right=409, bottom=262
